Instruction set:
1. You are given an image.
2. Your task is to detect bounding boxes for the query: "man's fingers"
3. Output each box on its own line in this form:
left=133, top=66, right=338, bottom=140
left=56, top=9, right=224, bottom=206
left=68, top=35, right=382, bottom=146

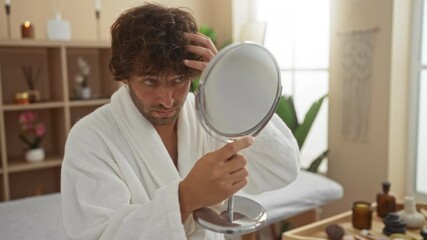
left=227, top=154, right=247, bottom=173
left=184, top=59, right=207, bottom=71
left=220, top=136, right=254, bottom=159
left=185, top=45, right=215, bottom=62
left=184, top=33, right=218, bottom=54
left=183, top=33, right=218, bottom=72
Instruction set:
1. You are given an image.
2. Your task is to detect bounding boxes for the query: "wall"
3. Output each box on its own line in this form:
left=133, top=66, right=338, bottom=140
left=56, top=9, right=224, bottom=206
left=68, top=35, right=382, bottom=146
left=0, top=0, right=232, bottom=44
left=325, top=0, right=412, bottom=216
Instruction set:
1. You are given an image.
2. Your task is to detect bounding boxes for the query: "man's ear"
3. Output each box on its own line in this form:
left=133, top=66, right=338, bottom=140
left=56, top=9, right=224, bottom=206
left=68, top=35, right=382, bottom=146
left=122, top=79, right=129, bottom=85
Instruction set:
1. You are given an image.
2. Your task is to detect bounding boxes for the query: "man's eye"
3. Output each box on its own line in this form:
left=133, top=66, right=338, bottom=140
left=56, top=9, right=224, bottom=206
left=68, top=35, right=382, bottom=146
left=174, top=77, right=185, bottom=84
left=142, top=79, right=156, bottom=86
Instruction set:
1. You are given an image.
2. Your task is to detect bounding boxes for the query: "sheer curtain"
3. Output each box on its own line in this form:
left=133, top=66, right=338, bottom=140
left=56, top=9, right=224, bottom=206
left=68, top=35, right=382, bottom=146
left=254, top=0, right=330, bottom=170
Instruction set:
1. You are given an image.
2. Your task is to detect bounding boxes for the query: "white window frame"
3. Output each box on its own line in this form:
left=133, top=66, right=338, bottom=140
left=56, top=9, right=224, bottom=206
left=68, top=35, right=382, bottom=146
left=256, top=0, right=330, bottom=170
left=408, top=0, right=427, bottom=201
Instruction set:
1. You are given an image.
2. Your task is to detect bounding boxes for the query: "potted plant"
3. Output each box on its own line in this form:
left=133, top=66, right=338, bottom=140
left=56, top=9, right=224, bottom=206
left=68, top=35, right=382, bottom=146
left=275, top=95, right=328, bottom=173
left=18, top=111, right=46, bottom=162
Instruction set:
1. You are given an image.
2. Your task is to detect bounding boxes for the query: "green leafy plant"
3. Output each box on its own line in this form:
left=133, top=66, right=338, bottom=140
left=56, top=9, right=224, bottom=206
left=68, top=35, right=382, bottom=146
left=275, top=95, right=328, bottom=173
left=190, top=26, right=232, bottom=92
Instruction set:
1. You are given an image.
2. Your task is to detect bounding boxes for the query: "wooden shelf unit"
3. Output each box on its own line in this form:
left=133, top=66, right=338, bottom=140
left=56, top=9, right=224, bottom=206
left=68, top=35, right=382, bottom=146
left=0, top=40, right=119, bottom=201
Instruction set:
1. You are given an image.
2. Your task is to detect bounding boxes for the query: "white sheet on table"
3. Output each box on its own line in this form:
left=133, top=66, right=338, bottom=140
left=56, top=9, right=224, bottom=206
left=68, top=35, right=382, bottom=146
left=0, top=193, right=67, bottom=240
left=0, top=171, right=342, bottom=239
left=237, top=170, right=343, bottom=224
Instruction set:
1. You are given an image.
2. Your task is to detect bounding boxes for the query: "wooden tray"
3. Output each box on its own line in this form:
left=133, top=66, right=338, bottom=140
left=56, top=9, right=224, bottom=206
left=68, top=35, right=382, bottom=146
left=283, top=203, right=427, bottom=240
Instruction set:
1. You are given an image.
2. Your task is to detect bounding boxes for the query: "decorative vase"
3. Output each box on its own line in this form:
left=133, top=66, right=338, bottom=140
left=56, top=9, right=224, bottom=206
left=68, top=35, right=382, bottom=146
left=25, top=148, right=45, bottom=163
left=27, top=89, right=41, bottom=103
left=81, top=87, right=92, bottom=99
left=47, top=13, right=71, bottom=40
left=398, top=196, right=426, bottom=229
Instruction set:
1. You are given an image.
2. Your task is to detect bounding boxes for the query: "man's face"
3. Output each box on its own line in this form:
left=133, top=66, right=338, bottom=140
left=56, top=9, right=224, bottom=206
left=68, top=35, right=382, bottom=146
left=127, top=73, right=191, bottom=126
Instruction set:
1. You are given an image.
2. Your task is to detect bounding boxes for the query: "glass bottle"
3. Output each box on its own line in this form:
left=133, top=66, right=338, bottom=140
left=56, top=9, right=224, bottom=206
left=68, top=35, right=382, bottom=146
left=376, top=181, right=396, bottom=218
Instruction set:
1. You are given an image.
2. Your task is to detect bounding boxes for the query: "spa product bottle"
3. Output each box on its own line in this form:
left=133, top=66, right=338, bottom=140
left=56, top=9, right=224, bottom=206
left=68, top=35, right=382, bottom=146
left=398, top=196, right=426, bottom=229
left=376, top=181, right=396, bottom=218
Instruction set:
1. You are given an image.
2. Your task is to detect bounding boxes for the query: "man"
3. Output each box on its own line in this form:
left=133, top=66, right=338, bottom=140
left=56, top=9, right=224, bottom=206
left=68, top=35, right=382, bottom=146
left=61, top=3, right=300, bottom=240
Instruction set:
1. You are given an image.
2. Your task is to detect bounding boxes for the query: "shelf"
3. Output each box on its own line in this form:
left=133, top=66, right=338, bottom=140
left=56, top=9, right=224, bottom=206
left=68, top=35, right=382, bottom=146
left=8, top=156, right=62, bottom=173
left=69, top=98, right=110, bottom=107
left=0, top=41, right=117, bottom=202
left=67, top=48, right=117, bottom=100
left=0, top=47, right=64, bottom=104
left=9, top=168, right=60, bottom=200
left=0, top=40, right=110, bottom=48
left=70, top=105, right=102, bottom=127
left=4, top=108, right=66, bottom=160
left=0, top=177, right=3, bottom=201
left=2, top=101, right=64, bottom=111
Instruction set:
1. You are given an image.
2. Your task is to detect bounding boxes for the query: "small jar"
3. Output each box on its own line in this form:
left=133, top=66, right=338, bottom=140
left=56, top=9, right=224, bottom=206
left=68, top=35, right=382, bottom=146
left=352, top=201, right=372, bottom=230
left=15, top=92, right=29, bottom=104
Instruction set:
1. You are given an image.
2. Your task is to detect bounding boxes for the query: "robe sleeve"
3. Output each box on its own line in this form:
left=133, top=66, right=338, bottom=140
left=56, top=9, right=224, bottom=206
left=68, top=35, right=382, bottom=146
left=240, top=113, right=301, bottom=195
left=61, top=125, right=188, bottom=240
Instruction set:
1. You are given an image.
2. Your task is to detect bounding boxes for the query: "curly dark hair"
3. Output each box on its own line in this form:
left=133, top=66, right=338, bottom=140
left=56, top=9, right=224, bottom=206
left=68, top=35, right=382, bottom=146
left=109, top=3, right=200, bottom=81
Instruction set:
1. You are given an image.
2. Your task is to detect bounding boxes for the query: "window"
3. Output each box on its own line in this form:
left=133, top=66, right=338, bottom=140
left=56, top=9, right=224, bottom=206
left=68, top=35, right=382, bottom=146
left=255, top=0, right=330, bottom=170
left=410, top=0, right=427, bottom=199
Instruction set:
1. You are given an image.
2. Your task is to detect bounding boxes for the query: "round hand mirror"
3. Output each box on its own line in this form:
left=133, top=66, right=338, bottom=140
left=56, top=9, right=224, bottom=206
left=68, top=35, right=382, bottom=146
left=194, top=42, right=282, bottom=234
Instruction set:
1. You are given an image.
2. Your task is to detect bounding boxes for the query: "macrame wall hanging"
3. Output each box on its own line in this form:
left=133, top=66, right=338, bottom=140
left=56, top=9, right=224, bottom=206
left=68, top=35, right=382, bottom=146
left=339, top=27, right=378, bottom=141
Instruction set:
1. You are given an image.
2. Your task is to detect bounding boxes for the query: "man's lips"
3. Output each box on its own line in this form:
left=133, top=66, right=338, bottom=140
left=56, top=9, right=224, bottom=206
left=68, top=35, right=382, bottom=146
left=153, top=109, right=176, bottom=117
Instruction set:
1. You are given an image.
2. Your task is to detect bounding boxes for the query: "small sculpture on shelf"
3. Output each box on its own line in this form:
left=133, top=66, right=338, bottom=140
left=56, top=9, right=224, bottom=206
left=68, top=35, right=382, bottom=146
left=20, top=65, right=42, bottom=103
left=74, top=56, right=92, bottom=100
left=18, top=111, right=46, bottom=163
left=383, top=212, right=406, bottom=236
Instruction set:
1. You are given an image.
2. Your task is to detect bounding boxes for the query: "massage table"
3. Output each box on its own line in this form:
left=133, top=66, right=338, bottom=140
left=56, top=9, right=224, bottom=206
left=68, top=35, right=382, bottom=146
left=0, top=170, right=342, bottom=240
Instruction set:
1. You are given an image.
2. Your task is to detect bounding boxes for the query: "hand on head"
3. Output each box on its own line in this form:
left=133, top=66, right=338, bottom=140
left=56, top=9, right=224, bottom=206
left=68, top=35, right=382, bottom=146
left=178, top=136, right=254, bottom=221
left=183, top=33, right=218, bottom=72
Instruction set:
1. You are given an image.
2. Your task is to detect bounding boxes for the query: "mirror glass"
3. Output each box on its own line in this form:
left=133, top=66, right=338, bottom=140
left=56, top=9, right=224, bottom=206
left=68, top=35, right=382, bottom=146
left=196, top=42, right=282, bottom=140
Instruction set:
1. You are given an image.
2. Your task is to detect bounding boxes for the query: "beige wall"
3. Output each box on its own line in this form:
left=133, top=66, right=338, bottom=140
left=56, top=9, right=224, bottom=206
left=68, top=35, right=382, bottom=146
left=1, top=0, right=415, bottom=217
left=0, top=0, right=232, bottom=45
left=325, top=0, right=412, bottom=216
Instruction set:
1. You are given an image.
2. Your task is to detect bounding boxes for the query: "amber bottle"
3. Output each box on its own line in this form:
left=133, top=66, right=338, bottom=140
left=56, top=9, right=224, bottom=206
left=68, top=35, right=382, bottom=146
left=376, top=181, right=396, bottom=218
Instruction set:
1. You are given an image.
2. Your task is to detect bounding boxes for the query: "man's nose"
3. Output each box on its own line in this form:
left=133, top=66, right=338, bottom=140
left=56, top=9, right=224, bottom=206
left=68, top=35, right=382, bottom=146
left=156, top=87, right=174, bottom=108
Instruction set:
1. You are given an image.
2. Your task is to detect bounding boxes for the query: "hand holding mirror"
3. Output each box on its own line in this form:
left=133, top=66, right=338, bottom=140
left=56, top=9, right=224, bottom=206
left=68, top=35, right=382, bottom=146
left=193, top=41, right=282, bottom=234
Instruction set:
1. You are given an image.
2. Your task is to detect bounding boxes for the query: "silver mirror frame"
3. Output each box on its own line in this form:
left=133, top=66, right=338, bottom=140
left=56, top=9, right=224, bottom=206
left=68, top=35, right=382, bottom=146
left=195, top=41, right=282, bottom=142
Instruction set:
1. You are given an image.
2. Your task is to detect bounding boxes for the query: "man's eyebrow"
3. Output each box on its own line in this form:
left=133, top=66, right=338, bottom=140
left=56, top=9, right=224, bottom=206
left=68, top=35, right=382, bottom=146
left=134, top=75, right=158, bottom=80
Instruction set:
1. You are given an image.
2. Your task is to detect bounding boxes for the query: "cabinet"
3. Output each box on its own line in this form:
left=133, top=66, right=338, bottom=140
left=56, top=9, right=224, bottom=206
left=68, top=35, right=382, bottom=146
left=0, top=40, right=119, bottom=201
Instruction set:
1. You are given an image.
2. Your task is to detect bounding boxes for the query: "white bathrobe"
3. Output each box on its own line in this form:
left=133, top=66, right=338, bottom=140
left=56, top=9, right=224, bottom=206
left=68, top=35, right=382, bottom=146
left=61, top=86, right=300, bottom=240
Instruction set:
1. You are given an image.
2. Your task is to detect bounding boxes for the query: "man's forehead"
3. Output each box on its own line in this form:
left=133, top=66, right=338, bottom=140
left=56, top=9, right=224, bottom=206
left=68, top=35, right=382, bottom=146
left=134, top=73, right=181, bottom=79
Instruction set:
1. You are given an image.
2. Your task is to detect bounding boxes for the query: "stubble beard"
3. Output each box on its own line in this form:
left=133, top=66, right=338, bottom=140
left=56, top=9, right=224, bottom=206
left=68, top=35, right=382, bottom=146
left=128, top=85, right=181, bottom=126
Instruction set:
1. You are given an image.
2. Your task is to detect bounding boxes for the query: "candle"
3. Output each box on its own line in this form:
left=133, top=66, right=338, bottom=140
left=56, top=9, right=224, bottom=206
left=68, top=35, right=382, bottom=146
left=21, top=21, right=35, bottom=38
left=95, top=0, right=101, bottom=11
left=5, top=0, right=11, bottom=6
left=352, top=201, right=372, bottom=230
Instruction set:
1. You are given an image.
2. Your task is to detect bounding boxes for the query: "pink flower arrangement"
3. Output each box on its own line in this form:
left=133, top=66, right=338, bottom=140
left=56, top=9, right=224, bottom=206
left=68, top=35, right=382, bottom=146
left=18, top=111, right=46, bottom=150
